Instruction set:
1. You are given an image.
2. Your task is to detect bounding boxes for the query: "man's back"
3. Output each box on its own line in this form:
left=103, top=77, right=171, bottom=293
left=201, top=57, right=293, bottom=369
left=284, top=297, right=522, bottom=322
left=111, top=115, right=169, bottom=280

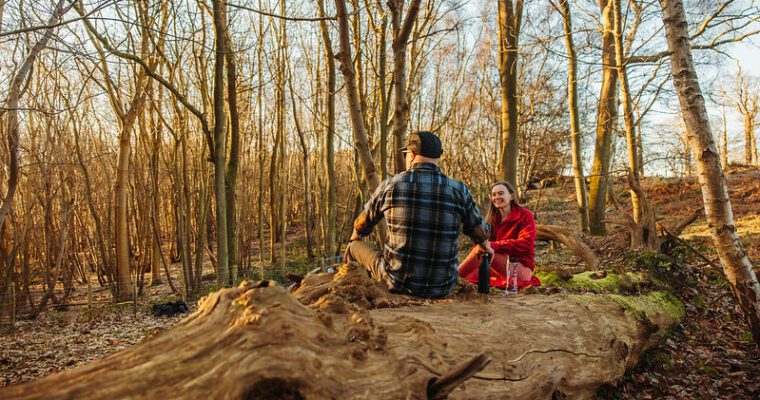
left=354, top=163, right=489, bottom=297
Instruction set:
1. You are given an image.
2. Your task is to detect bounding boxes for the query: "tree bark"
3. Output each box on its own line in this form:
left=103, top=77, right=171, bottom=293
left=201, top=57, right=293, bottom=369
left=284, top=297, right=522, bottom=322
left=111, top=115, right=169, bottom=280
left=149, top=84, right=163, bottom=286
left=497, top=0, right=523, bottom=187
left=0, top=282, right=492, bottom=399
left=334, top=0, right=381, bottom=195
left=289, top=76, right=315, bottom=259
left=613, top=0, right=658, bottom=250
left=377, top=14, right=390, bottom=181
left=212, top=0, right=230, bottom=286
left=659, top=0, right=760, bottom=345
left=557, top=0, right=590, bottom=233
left=317, top=0, right=337, bottom=257
left=588, top=0, right=619, bottom=236
left=257, top=0, right=266, bottom=265
left=2, top=274, right=683, bottom=399
left=721, top=102, right=728, bottom=169
left=224, top=27, right=241, bottom=281
left=388, top=0, right=422, bottom=174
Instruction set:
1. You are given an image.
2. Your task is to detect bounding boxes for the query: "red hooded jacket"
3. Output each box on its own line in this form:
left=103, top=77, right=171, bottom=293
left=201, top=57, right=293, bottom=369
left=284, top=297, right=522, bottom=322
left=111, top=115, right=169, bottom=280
left=489, top=204, right=536, bottom=271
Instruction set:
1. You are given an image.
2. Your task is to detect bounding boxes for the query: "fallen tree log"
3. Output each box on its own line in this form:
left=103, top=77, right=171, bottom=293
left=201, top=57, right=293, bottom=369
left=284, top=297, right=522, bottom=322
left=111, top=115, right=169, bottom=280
left=1, top=279, right=488, bottom=400
left=666, top=207, right=702, bottom=237
left=2, top=264, right=683, bottom=399
left=536, top=224, right=599, bottom=270
left=296, top=264, right=683, bottom=399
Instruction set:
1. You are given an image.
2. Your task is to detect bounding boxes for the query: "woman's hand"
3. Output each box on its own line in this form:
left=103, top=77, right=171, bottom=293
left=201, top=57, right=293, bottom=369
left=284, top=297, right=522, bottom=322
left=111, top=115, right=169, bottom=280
left=477, top=240, right=495, bottom=256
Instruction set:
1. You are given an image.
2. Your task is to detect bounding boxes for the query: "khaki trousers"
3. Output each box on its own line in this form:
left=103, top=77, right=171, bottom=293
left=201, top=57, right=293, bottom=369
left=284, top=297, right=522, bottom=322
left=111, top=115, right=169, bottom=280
left=345, top=241, right=388, bottom=285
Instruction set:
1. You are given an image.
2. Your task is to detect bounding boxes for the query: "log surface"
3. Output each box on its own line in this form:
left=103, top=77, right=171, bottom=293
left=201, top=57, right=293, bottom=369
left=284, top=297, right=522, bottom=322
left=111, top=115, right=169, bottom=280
left=2, top=264, right=681, bottom=399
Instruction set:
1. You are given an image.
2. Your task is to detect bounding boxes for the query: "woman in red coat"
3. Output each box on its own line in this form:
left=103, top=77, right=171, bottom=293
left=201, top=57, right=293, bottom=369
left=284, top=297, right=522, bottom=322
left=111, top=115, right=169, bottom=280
left=458, top=181, right=541, bottom=290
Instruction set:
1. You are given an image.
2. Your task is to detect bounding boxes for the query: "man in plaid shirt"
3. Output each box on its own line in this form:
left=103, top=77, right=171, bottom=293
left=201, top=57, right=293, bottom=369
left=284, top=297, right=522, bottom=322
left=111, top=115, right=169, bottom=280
left=345, top=131, right=493, bottom=298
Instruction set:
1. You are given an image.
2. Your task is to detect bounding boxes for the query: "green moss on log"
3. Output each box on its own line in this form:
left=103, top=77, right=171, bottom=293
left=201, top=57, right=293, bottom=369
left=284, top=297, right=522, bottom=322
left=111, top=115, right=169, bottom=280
left=602, top=291, right=685, bottom=325
left=536, top=270, right=649, bottom=294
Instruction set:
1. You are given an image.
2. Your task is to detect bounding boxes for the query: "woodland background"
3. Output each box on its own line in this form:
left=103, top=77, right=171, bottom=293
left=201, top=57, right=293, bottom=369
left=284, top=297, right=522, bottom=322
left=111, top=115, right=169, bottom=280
left=0, top=1, right=758, bottom=391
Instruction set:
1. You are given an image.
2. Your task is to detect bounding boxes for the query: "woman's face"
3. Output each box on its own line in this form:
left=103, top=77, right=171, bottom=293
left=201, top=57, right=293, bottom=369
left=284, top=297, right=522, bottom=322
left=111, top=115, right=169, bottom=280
left=491, top=184, right=513, bottom=209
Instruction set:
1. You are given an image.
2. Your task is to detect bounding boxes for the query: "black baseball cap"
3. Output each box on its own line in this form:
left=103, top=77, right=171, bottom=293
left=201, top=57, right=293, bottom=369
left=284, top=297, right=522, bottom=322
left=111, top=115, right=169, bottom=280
left=400, top=131, right=443, bottom=158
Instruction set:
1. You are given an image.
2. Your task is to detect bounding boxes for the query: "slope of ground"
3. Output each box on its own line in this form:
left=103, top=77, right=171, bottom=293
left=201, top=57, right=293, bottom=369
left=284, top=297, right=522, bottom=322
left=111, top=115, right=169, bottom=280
left=525, top=171, right=760, bottom=399
left=0, top=171, right=758, bottom=398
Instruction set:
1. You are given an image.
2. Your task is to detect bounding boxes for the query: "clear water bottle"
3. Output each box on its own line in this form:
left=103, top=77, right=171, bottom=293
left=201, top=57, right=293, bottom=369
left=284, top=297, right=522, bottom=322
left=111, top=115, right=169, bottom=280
left=505, top=256, right=519, bottom=294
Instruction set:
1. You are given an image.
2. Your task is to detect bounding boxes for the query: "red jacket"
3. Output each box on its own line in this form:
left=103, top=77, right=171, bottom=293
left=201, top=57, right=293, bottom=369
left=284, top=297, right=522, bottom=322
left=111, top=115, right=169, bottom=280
left=490, top=204, right=536, bottom=271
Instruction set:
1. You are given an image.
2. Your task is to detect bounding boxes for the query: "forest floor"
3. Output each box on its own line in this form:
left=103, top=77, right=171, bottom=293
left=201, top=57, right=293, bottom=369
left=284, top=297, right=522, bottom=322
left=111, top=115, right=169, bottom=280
left=0, top=169, right=758, bottom=398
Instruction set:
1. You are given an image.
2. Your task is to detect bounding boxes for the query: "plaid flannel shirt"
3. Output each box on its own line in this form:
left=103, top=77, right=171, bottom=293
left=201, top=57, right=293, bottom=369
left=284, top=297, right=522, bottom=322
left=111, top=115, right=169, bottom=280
left=353, top=163, right=490, bottom=297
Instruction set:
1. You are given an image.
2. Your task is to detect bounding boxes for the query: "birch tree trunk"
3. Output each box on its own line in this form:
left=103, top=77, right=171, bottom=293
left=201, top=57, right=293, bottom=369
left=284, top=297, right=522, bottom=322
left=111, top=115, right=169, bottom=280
left=659, top=0, right=760, bottom=344
left=558, top=0, right=590, bottom=233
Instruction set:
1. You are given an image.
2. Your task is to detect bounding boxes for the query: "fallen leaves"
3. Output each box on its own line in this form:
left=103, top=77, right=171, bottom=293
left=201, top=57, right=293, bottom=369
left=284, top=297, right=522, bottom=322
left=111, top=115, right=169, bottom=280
left=0, top=305, right=190, bottom=387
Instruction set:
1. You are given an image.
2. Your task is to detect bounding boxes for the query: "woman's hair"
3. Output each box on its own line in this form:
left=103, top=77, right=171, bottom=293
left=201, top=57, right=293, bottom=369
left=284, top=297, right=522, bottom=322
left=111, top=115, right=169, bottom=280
left=484, top=181, right=520, bottom=229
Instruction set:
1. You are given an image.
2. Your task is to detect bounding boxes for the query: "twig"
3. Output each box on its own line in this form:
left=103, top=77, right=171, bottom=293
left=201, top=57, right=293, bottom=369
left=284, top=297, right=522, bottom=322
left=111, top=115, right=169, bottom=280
left=427, top=353, right=491, bottom=399
left=662, top=227, right=724, bottom=275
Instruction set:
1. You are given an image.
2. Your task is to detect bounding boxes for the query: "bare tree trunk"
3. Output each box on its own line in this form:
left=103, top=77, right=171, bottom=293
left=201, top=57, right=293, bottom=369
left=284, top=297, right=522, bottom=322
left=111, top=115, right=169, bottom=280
left=733, top=70, right=758, bottom=166
left=335, top=0, right=381, bottom=194
left=0, top=0, right=68, bottom=245
left=224, top=28, right=241, bottom=282
left=659, top=0, right=760, bottom=345
left=588, top=0, right=619, bottom=236
left=277, top=0, right=288, bottom=274
left=377, top=14, right=390, bottom=181
left=269, top=128, right=281, bottom=263
left=744, top=114, right=753, bottom=165
left=71, top=114, right=114, bottom=295
left=289, top=77, right=315, bottom=260
left=115, top=111, right=141, bottom=301
left=317, top=0, right=337, bottom=257
left=613, top=0, right=658, bottom=250
left=257, top=0, right=266, bottom=266
left=388, top=0, right=422, bottom=174
left=212, top=0, right=230, bottom=286
left=149, top=84, right=163, bottom=286
left=497, top=0, right=523, bottom=186
left=721, top=102, right=728, bottom=169
left=557, top=0, right=590, bottom=233
left=753, top=125, right=758, bottom=165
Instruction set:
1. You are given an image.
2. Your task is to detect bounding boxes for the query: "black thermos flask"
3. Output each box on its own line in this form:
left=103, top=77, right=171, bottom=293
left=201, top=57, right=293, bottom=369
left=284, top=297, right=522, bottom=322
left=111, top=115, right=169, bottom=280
left=478, top=253, right=491, bottom=294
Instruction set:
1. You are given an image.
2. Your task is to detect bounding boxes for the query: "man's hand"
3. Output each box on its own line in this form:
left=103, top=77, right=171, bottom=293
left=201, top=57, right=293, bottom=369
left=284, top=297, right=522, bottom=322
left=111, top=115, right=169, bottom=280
left=478, top=240, right=494, bottom=256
